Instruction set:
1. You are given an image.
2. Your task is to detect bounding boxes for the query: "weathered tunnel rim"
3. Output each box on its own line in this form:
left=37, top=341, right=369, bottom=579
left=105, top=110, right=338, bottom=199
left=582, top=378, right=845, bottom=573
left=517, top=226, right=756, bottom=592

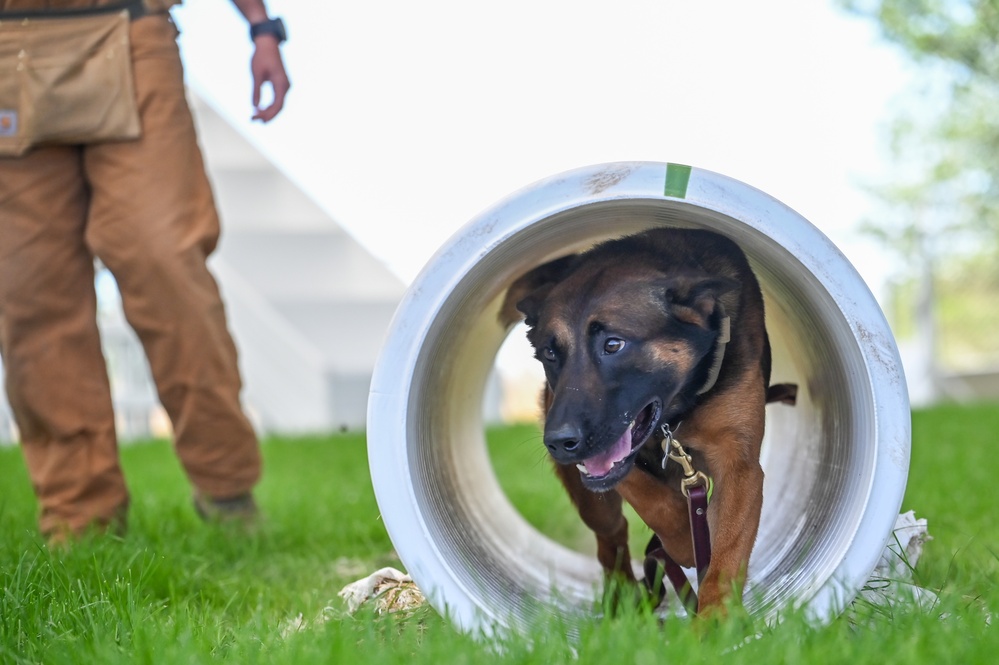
left=367, top=162, right=910, bottom=636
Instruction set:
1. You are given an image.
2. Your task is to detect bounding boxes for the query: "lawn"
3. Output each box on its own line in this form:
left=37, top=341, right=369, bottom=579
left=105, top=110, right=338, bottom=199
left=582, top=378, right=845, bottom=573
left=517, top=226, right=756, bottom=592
left=1, top=403, right=996, bottom=664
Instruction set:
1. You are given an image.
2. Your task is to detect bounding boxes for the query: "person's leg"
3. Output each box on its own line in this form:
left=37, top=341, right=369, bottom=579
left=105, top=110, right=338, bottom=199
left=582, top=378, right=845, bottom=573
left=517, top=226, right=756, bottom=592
left=0, top=147, right=129, bottom=538
left=84, top=15, right=261, bottom=504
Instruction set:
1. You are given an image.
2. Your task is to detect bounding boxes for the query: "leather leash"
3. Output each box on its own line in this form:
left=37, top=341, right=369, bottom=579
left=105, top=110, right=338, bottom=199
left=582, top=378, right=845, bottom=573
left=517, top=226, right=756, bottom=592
left=643, top=423, right=712, bottom=615
left=642, top=307, right=722, bottom=613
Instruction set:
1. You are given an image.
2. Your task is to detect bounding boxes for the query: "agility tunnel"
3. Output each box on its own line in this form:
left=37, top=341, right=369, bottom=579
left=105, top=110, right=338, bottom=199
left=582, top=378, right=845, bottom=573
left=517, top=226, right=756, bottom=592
left=367, top=162, right=910, bottom=635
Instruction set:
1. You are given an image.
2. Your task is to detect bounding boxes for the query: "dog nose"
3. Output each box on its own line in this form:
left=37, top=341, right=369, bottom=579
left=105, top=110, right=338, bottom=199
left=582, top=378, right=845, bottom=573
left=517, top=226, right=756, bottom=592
left=544, top=424, right=582, bottom=456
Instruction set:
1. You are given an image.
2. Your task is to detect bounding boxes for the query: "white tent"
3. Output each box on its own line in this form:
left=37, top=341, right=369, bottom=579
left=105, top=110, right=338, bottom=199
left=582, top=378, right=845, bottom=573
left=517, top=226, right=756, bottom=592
left=0, top=93, right=406, bottom=441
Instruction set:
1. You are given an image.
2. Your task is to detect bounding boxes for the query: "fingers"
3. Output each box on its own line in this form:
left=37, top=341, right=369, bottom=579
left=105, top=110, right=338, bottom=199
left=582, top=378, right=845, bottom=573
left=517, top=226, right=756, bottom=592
left=249, top=43, right=290, bottom=123
left=251, top=82, right=288, bottom=122
left=251, top=71, right=289, bottom=122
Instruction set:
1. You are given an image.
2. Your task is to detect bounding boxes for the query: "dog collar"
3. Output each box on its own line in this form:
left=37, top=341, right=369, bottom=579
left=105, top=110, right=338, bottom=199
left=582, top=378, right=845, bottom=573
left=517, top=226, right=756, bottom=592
left=695, top=315, right=731, bottom=396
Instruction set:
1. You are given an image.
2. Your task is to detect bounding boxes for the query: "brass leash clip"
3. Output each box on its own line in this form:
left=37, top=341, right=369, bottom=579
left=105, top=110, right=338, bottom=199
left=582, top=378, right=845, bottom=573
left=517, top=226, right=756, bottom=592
left=660, top=422, right=711, bottom=498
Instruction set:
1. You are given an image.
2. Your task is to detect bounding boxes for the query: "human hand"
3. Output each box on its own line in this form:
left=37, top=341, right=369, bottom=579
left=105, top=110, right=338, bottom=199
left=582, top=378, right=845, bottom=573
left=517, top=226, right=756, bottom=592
left=249, top=38, right=290, bottom=122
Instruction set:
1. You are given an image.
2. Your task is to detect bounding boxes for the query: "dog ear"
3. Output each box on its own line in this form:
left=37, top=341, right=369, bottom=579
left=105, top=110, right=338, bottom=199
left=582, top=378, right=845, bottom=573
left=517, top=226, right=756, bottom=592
left=662, top=275, right=740, bottom=321
left=499, top=254, right=578, bottom=327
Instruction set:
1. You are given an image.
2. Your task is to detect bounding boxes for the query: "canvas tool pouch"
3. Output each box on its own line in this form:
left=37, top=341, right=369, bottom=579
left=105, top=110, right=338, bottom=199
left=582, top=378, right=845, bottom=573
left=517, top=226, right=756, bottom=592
left=0, top=2, right=144, bottom=156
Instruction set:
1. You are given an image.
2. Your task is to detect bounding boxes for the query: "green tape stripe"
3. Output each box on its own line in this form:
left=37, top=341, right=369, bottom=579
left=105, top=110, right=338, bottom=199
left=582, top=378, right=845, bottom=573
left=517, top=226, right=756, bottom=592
left=664, top=163, right=692, bottom=199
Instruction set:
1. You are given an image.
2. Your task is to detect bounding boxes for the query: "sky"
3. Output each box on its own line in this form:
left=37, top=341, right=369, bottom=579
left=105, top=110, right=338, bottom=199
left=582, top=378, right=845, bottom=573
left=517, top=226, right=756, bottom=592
left=173, top=0, right=914, bottom=299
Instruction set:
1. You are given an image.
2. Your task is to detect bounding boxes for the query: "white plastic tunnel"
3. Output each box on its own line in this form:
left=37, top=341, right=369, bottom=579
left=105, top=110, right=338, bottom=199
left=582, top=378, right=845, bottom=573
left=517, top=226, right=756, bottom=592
left=367, top=162, right=910, bottom=635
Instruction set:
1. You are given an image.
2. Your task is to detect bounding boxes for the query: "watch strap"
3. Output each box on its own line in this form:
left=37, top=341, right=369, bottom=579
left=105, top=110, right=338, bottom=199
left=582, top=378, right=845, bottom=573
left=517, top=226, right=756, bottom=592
left=250, top=17, right=286, bottom=44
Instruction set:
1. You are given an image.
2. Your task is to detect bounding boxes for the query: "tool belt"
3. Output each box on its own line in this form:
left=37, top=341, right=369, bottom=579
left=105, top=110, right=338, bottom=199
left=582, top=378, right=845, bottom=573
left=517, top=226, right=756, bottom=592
left=0, top=0, right=159, bottom=156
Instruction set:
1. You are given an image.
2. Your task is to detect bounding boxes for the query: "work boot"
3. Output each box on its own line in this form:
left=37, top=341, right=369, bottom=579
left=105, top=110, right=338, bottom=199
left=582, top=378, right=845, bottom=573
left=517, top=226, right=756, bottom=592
left=44, top=502, right=129, bottom=548
left=193, top=491, right=259, bottom=526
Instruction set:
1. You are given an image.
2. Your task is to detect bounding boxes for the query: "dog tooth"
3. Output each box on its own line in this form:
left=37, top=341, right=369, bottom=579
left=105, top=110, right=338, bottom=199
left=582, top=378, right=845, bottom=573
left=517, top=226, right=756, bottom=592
left=576, top=464, right=587, bottom=474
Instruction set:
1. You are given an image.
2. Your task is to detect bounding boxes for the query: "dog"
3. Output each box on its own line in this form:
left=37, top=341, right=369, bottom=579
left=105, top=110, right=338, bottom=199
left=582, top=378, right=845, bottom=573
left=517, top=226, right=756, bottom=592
left=500, top=227, right=795, bottom=614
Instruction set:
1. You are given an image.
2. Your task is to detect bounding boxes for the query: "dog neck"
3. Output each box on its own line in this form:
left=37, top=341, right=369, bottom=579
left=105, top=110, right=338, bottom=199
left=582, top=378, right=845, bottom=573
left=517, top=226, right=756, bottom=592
left=652, top=313, right=733, bottom=441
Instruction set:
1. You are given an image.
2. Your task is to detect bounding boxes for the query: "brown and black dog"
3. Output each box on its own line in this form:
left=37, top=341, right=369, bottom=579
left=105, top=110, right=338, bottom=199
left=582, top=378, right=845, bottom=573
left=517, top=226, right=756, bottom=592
left=500, top=227, right=794, bottom=614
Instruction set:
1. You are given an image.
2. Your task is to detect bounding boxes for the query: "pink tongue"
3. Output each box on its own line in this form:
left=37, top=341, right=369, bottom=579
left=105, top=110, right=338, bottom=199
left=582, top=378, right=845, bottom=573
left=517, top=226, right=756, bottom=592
left=583, top=427, right=633, bottom=477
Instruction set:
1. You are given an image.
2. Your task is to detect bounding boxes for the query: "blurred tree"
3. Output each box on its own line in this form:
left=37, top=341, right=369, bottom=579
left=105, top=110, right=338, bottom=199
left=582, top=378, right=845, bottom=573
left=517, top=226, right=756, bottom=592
left=840, top=0, right=999, bottom=399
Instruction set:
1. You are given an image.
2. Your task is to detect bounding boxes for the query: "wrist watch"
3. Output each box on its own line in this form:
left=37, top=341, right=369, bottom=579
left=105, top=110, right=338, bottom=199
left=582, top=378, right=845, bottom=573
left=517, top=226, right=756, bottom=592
left=250, top=17, right=287, bottom=44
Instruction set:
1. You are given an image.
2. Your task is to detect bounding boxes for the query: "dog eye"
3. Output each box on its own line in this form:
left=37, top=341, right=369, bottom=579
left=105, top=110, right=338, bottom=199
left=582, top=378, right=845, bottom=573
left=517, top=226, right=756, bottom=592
left=542, top=346, right=557, bottom=362
left=603, top=338, right=625, bottom=354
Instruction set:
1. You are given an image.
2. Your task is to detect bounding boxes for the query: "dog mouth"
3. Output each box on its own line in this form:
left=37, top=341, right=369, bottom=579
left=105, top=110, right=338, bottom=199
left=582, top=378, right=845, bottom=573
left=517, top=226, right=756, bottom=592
left=576, top=400, right=661, bottom=492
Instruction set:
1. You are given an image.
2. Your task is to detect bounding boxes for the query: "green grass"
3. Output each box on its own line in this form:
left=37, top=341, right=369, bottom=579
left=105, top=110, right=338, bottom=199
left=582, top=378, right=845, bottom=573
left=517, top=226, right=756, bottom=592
left=1, top=403, right=997, bottom=663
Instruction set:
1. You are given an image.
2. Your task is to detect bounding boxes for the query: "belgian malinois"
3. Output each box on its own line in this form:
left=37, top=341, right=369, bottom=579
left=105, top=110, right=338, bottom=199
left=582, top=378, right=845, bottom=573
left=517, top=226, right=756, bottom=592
left=501, top=227, right=794, bottom=614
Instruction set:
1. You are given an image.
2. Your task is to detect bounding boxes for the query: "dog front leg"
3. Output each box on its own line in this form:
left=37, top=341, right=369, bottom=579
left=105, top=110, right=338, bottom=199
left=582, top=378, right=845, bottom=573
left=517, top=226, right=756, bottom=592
left=695, top=456, right=764, bottom=612
left=616, top=469, right=695, bottom=568
left=553, top=463, right=635, bottom=581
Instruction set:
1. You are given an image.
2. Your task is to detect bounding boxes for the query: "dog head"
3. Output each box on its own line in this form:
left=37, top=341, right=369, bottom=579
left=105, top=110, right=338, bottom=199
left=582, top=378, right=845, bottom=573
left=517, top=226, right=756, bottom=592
left=503, top=246, right=737, bottom=492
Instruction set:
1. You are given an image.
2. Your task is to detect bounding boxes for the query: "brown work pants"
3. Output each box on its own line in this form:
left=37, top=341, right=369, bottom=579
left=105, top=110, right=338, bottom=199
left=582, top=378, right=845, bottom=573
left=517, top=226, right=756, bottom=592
left=0, top=14, right=261, bottom=536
